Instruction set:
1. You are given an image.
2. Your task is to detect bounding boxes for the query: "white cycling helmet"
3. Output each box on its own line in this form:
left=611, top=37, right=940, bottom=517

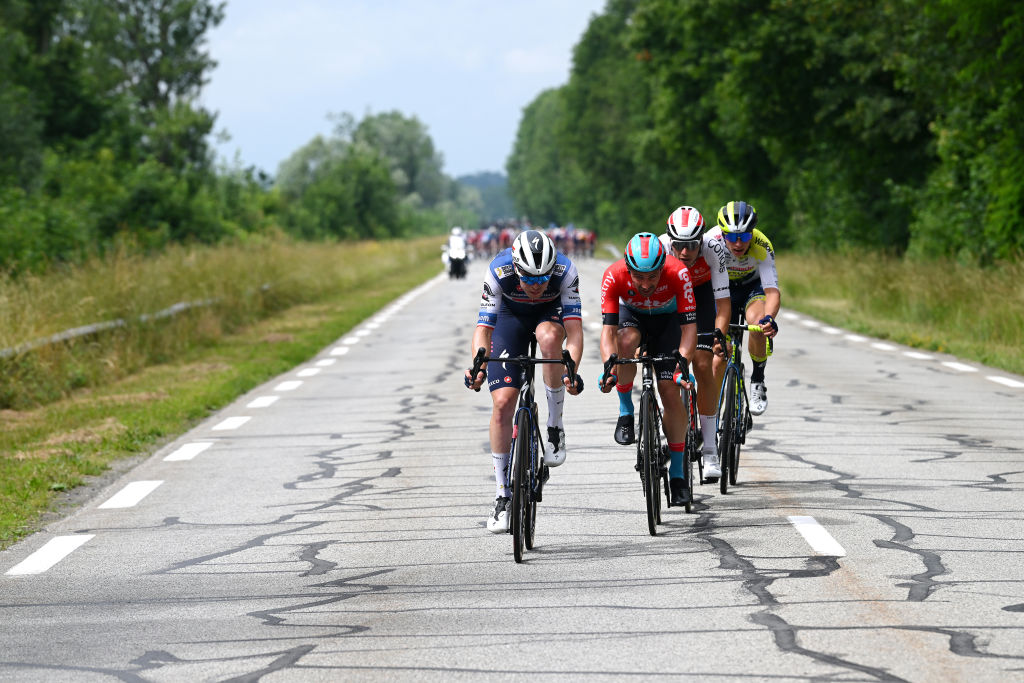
left=666, top=205, right=705, bottom=242
left=511, top=229, right=557, bottom=276
left=450, top=226, right=463, bottom=236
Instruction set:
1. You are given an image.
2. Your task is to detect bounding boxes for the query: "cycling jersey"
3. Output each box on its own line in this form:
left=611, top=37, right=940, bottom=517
left=658, top=232, right=730, bottom=299
left=706, top=227, right=779, bottom=290
left=476, top=248, right=582, bottom=328
left=600, top=258, right=696, bottom=324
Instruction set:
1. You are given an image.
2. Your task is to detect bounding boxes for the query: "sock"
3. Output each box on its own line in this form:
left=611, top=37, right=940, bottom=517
left=616, top=382, right=634, bottom=416
left=545, top=384, right=565, bottom=428
left=668, top=441, right=686, bottom=479
left=699, top=414, right=717, bottom=453
left=750, top=353, right=767, bottom=383
left=493, top=452, right=511, bottom=498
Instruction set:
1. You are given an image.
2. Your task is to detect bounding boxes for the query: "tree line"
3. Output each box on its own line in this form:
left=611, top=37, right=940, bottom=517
left=0, top=1, right=486, bottom=274
left=507, top=0, right=1023, bottom=263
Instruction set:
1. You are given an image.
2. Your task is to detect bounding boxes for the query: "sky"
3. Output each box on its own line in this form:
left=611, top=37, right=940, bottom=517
left=200, top=0, right=607, bottom=179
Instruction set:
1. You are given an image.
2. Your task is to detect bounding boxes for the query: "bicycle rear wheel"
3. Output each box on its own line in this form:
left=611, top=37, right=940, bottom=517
left=525, top=417, right=540, bottom=550
left=639, top=391, right=660, bottom=535
left=511, top=410, right=531, bottom=563
left=718, top=365, right=739, bottom=495
left=729, top=393, right=745, bottom=487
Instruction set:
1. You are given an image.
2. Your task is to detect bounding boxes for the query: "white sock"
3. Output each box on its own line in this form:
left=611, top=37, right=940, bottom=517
left=545, top=384, right=565, bottom=429
left=699, top=414, right=717, bottom=453
left=493, top=452, right=511, bottom=498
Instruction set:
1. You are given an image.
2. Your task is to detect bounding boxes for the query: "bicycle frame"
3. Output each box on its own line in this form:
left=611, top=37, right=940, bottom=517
left=470, top=342, right=576, bottom=563
left=716, top=317, right=762, bottom=492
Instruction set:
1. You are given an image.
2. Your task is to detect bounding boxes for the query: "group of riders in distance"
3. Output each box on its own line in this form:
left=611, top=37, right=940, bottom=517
left=462, top=201, right=780, bottom=537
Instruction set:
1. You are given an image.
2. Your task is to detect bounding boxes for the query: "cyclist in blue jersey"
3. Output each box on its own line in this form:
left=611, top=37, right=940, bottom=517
left=464, top=229, right=584, bottom=533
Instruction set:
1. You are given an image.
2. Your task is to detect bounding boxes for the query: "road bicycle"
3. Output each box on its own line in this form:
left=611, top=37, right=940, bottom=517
left=470, top=341, right=577, bottom=563
left=604, top=338, right=690, bottom=532
left=716, top=317, right=770, bottom=494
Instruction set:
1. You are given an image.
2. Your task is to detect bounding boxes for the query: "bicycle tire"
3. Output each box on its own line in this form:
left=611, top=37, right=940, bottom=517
left=718, top=365, right=739, bottom=495
left=639, top=391, right=660, bottom=535
left=683, top=388, right=696, bottom=513
left=525, top=414, right=539, bottom=550
left=511, top=409, right=531, bottom=563
left=729, top=392, right=744, bottom=487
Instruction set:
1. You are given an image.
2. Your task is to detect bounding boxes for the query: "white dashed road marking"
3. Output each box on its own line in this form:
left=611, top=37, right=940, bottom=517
left=789, top=516, right=847, bottom=556
left=988, top=376, right=1024, bottom=388
left=942, top=361, right=977, bottom=373
left=98, top=481, right=163, bottom=509
left=845, top=335, right=867, bottom=342
left=871, top=342, right=897, bottom=351
left=297, top=368, right=320, bottom=377
left=163, top=441, right=213, bottom=462
left=212, top=416, right=250, bottom=431
left=316, top=359, right=336, bottom=366
left=247, top=396, right=279, bottom=408
left=903, top=351, right=934, bottom=360
left=6, top=535, right=94, bottom=576
left=330, top=346, right=350, bottom=356
left=274, top=380, right=303, bottom=391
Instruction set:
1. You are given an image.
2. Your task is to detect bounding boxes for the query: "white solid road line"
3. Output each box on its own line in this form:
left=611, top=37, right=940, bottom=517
left=247, top=395, right=279, bottom=408
left=98, top=481, right=163, bottom=509
left=788, top=516, right=847, bottom=556
left=163, top=441, right=213, bottom=461
left=212, top=416, right=250, bottom=431
left=5, top=535, right=95, bottom=576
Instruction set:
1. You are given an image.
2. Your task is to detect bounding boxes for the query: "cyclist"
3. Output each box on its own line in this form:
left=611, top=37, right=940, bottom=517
left=658, top=206, right=731, bottom=480
left=464, top=229, right=584, bottom=533
left=709, top=201, right=780, bottom=415
left=599, top=232, right=697, bottom=505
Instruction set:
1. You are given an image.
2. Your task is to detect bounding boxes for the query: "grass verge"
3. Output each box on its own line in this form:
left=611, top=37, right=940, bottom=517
left=777, top=250, right=1024, bottom=375
left=0, top=237, right=443, bottom=549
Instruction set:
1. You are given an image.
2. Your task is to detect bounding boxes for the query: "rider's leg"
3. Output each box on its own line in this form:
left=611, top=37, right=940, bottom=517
left=536, top=320, right=567, bottom=428
left=615, top=326, right=640, bottom=415
left=489, top=387, right=518, bottom=498
left=658, top=378, right=688, bottom=479
left=745, top=298, right=769, bottom=414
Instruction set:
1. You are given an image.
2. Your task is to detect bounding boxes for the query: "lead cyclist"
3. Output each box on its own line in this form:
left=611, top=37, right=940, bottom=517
left=464, top=229, right=584, bottom=533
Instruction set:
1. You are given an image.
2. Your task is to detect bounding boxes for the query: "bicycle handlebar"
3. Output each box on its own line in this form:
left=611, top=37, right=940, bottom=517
left=602, top=350, right=689, bottom=384
left=468, top=346, right=578, bottom=393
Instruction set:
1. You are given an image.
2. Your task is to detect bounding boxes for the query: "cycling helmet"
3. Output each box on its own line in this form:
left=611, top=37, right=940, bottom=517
left=511, top=229, right=557, bottom=276
left=624, top=232, right=666, bottom=272
left=666, top=205, right=705, bottom=241
left=717, top=201, right=757, bottom=233
left=450, top=226, right=463, bottom=236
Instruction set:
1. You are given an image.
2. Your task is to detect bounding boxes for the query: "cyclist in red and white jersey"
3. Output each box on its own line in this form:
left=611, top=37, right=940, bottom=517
left=658, top=206, right=731, bottom=479
left=706, top=201, right=780, bottom=415
left=599, top=232, right=697, bottom=505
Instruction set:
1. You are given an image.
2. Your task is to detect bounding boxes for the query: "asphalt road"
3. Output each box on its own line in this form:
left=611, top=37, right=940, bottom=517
left=2, top=255, right=1023, bottom=682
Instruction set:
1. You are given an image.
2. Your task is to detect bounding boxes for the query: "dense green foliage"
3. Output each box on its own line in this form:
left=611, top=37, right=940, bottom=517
left=507, top=0, right=1024, bottom=263
left=0, top=2, right=482, bottom=273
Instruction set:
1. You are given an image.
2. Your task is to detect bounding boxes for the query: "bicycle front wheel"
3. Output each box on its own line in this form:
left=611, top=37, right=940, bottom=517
left=718, top=365, right=739, bottom=495
left=639, top=391, right=660, bottom=535
left=511, top=410, right=531, bottom=563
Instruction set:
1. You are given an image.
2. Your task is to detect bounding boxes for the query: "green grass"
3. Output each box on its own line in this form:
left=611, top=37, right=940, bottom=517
left=0, top=236, right=443, bottom=548
left=777, top=249, right=1024, bottom=375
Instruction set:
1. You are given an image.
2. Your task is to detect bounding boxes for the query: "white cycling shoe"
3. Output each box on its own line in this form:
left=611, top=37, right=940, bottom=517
left=750, top=382, right=768, bottom=415
left=544, top=426, right=566, bottom=466
left=703, top=449, right=722, bottom=479
left=487, top=497, right=510, bottom=533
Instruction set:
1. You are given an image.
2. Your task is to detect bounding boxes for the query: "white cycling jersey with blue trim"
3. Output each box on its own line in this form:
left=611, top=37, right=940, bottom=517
left=476, top=248, right=583, bottom=328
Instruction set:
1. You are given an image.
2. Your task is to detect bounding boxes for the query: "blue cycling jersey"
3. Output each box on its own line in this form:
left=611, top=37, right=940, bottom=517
left=476, top=248, right=583, bottom=328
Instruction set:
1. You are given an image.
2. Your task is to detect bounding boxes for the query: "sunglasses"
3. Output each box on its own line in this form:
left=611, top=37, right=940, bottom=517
left=672, top=239, right=701, bottom=251
left=518, top=270, right=552, bottom=285
left=722, top=231, right=753, bottom=243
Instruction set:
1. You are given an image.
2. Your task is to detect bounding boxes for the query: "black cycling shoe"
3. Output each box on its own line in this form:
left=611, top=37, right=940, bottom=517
left=670, top=478, right=691, bottom=506
left=614, top=415, right=635, bottom=445
left=535, top=464, right=550, bottom=503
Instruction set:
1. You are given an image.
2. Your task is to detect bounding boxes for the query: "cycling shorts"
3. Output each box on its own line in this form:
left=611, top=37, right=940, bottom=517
left=693, top=280, right=718, bottom=353
left=730, top=279, right=766, bottom=324
left=619, top=308, right=682, bottom=381
left=487, top=300, right=564, bottom=392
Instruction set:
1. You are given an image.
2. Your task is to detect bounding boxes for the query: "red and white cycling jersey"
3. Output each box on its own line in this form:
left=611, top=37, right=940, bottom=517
left=658, top=232, right=730, bottom=299
left=600, top=258, right=696, bottom=323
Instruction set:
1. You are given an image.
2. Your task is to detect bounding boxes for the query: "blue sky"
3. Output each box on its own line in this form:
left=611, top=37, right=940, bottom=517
left=201, top=1, right=606, bottom=179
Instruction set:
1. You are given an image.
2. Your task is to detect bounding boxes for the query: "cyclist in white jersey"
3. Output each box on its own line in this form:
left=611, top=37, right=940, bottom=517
left=707, top=201, right=780, bottom=415
left=658, top=206, right=731, bottom=478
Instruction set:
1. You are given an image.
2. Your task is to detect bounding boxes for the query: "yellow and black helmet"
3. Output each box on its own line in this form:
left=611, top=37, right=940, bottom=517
left=717, top=201, right=757, bottom=233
